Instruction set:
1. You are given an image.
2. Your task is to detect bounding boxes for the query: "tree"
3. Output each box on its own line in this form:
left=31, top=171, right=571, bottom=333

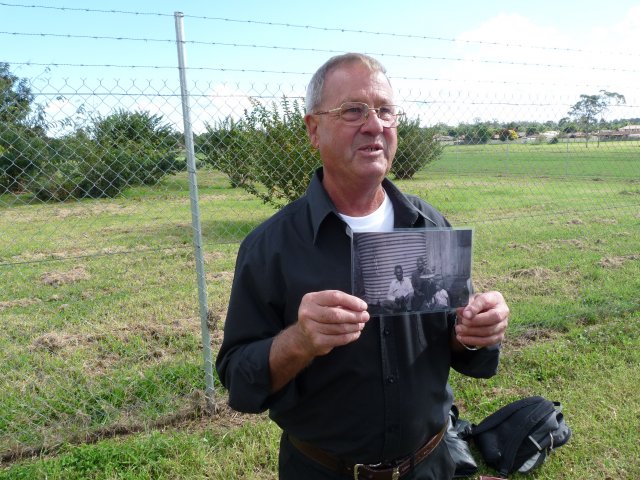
left=0, top=62, right=33, bottom=125
left=29, top=110, right=181, bottom=201
left=392, top=117, right=443, bottom=180
left=568, top=90, right=625, bottom=147
left=0, top=63, right=49, bottom=192
left=204, top=96, right=320, bottom=208
left=498, top=128, right=518, bottom=141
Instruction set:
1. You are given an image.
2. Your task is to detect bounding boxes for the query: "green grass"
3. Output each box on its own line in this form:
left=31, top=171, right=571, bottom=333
left=1, top=142, right=639, bottom=478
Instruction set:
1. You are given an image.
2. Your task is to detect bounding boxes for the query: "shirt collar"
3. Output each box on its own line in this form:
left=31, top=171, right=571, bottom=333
left=306, top=168, right=428, bottom=244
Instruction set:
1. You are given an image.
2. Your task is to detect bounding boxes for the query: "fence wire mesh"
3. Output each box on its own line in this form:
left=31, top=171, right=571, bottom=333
left=1, top=5, right=640, bottom=467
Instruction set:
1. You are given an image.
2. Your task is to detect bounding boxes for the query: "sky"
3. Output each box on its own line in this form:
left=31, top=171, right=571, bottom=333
left=2, top=0, right=639, bottom=131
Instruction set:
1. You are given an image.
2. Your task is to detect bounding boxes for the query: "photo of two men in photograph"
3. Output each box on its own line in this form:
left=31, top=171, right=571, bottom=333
left=352, top=229, right=473, bottom=316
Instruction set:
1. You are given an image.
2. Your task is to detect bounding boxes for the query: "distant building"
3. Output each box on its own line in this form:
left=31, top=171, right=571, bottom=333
left=619, top=125, right=640, bottom=134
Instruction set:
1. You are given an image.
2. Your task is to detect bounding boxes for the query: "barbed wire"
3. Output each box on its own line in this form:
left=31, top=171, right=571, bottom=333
left=1, top=1, right=639, bottom=59
left=3, top=31, right=640, bottom=74
left=9, top=61, right=640, bottom=92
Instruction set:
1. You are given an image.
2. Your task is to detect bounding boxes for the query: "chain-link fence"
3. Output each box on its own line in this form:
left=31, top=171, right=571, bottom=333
left=2, top=8, right=640, bottom=466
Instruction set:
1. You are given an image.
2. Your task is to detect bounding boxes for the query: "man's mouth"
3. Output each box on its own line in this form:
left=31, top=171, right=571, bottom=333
left=358, top=144, right=383, bottom=152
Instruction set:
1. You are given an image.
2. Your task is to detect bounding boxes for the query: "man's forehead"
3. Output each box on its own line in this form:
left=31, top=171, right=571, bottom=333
left=323, top=65, right=393, bottom=103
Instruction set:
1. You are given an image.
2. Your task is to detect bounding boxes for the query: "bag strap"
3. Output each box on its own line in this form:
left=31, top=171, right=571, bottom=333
left=496, top=399, right=555, bottom=475
left=470, top=396, right=545, bottom=436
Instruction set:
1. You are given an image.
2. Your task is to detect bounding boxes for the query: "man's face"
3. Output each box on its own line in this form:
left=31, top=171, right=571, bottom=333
left=395, top=266, right=403, bottom=280
left=416, top=258, right=425, bottom=271
left=305, top=63, right=398, bottom=187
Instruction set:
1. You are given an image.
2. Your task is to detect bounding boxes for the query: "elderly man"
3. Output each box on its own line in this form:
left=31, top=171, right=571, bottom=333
left=216, top=53, right=509, bottom=479
left=382, top=265, right=414, bottom=313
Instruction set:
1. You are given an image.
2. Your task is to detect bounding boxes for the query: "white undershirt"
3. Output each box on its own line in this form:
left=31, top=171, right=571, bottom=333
left=338, top=190, right=394, bottom=232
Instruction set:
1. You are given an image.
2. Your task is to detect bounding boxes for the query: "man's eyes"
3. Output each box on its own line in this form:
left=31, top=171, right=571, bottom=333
left=343, top=106, right=365, bottom=115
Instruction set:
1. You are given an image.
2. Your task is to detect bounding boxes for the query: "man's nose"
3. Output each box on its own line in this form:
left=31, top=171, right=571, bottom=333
left=360, top=109, right=385, bottom=133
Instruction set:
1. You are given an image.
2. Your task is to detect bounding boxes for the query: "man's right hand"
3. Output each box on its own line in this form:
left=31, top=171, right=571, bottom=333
left=296, top=290, right=370, bottom=357
left=269, top=290, right=369, bottom=392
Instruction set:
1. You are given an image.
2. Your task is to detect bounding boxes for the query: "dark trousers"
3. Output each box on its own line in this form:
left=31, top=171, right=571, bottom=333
left=278, top=432, right=456, bottom=480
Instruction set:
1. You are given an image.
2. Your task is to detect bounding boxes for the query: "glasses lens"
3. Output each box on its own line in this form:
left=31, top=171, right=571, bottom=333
left=378, top=105, right=397, bottom=122
left=337, top=103, right=402, bottom=126
left=340, top=103, right=366, bottom=123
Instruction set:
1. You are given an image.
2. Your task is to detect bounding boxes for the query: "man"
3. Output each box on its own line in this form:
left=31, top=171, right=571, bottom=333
left=410, top=256, right=436, bottom=311
left=382, top=265, right=414, bottom=313
left=216, top=53, right=509, bottom=479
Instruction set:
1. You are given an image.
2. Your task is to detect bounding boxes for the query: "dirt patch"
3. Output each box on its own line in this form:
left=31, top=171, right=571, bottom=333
left=566, top=219, right=584, bottom=225
left=204, top=251, right=224, bottom=262
left=31, top=332, right=102, bottom=353
left=505, top=327, right=558, bottom=351
left=508, top=242, right=533, bottom=252
left=508, top=267, right=555, bottom=280
left=470, top=275, right=500, bottom=293
left=593, top=218, right=618, bottom=225
left=598, top=255, right=640, bottom=268
left=207, top=271, right=234, bottom=282
left=557, top=238, right=586, bottom=249
left=52, top=203, right=136, bottom=220
left=30, top=317, right=202, bottom=355
left=0, top=391, right=256, bottom=466
left=41, top=265, right=90, bottom=286
left=0, top=297, right=42, bottom=311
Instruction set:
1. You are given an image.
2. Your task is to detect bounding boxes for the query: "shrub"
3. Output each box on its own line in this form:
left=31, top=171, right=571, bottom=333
left=197, top=117, right=249, bottom=188
left=498, top=128, right=518, bottom=141
left=392, top=117, right=443, bottom=180
left=201, top=96, right=320, bottom=208
left=0, top=123, right=48, bottom=193
left=29, top=111, right=182, bottom=201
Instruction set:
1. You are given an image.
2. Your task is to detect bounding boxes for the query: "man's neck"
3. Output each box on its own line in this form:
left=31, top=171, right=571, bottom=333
left=323, top=177, right=386, bottom=217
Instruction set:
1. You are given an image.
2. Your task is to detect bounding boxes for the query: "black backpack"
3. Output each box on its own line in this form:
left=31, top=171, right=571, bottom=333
left=464, top=396, right=572, bottom=477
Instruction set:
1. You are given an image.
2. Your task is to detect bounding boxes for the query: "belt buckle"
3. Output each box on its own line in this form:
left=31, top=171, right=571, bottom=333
left=353, top=464, right=400, bottom=480
left=353, top=464, right=363, bottom=480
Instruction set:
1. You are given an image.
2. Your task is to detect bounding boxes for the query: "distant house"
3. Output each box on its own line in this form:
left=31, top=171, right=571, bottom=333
left=620, top=125, right=640, bottom=134
left=433, top=134, right=454, bottom=142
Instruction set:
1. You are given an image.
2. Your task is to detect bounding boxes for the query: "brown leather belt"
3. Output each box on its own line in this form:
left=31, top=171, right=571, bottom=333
left=288, top=423, right=447, bottom=480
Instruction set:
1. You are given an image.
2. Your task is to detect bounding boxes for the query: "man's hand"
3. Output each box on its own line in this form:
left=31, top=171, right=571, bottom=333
left=269, top=290, right=369, bottom=392
left=454, top=291, right=509, bottom=349
left=295, top=290, right=370, bottom=357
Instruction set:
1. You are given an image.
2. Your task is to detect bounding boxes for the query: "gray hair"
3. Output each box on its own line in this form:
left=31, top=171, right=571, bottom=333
left=305, top=53, right=390, bottom=112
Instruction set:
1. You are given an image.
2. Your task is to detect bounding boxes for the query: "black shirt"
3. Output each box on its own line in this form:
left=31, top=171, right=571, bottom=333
left=215, top=168, right=500, bottom=464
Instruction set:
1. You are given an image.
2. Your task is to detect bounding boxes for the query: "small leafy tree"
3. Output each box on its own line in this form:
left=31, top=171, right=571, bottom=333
left=0, top=63, right=49, bottom=192
left=568, top=90, right=625, bottom=147
left=198, top=117, right=249, bottom=188
left=30, top=110, right=181, bottom=200
left=392, top=117, right=443, bottom=180
left=0, top=62, right=33, bottom=125
left=498, top=128, right=518, bottom=141
left=202, top=96, right=320, bottom=208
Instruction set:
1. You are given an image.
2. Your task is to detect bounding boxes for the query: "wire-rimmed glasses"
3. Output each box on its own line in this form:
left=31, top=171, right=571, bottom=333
left=313, top=102, right=404, bottom=128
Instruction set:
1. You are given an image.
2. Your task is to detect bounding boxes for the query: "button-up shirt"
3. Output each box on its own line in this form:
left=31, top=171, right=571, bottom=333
left=216, top=168, right=500, bottom=464
left=386, top=277, right=414, bottom=301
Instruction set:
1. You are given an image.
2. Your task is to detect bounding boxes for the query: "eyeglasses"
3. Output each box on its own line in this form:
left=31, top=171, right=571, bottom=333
left=313, top=102, right=403, bottom=128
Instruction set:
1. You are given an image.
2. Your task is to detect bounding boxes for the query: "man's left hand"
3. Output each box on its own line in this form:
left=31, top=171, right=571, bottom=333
left=454, top=291, right=509, bottom=348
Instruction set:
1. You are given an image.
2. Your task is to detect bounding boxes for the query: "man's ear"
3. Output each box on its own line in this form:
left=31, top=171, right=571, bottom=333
left=304, top=113, right=320, bottom=149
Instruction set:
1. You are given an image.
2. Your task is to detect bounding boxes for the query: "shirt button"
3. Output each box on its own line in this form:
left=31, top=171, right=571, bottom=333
left=387, top=375, right=396, bottom=384
left=383, top=327, right=391, bottom=336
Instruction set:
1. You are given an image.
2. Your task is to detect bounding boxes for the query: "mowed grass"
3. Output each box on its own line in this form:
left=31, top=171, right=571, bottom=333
left=1, top=141, right=639, bottom=478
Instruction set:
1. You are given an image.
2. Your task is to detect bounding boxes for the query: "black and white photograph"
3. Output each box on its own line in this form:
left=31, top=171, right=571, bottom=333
left=352, top=229, right=473, bottom=315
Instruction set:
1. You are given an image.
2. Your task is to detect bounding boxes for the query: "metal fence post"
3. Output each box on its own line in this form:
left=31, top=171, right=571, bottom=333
left=174, top=11, right=216, bottom=414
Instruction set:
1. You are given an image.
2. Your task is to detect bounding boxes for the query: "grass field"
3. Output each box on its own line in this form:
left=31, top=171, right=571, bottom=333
left=1, top=142, right=639, bottom=478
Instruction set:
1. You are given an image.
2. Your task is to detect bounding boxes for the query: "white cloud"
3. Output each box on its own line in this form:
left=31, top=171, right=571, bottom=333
left=399, top=9, right=640, bottom=125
